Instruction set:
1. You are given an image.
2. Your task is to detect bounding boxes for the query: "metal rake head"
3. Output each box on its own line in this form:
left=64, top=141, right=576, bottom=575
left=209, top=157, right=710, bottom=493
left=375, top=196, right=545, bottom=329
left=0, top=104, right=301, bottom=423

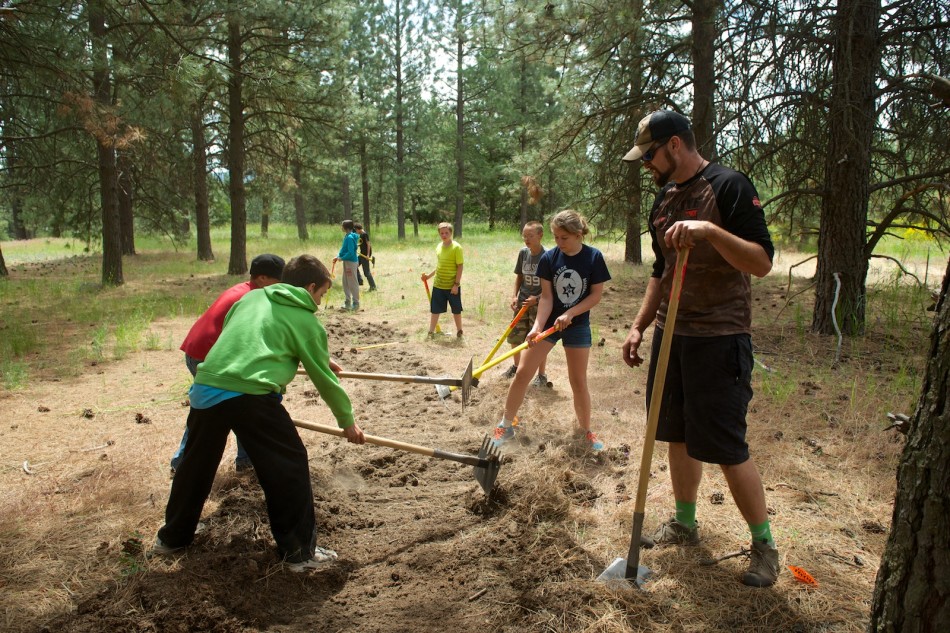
left=473, top=434, right=501, bottom=494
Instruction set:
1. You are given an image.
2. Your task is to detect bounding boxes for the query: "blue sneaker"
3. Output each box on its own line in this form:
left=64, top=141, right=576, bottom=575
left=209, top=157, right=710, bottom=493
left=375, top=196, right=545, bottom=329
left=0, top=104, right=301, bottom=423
left=582, top=430, right=604, bottom=452
left=491, top=419, right=517, bottom=447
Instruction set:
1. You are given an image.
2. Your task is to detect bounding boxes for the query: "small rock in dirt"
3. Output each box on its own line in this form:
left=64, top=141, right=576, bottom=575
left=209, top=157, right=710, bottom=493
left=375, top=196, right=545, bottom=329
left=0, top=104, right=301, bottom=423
left=38, top=406, right=50, bottom=413
left=861, top=520, right=887, bottom=534
left=709, top=490, right=725, bottom=504
left=134, top=413, right=151, bottom=424
left=597, top=338, right=606, bottom=346
left=82, top=408, right=95, bottom=419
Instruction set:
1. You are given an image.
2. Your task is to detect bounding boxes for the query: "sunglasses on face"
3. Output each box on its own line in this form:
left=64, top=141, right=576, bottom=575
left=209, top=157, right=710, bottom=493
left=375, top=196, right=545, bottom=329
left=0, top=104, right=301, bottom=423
left=642, top=138, right=670, bottom=162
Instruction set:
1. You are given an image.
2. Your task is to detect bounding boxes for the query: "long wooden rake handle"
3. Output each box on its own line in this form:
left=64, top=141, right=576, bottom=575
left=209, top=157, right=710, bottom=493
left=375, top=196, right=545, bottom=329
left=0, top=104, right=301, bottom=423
left=292, top=418, right=487, bottom=468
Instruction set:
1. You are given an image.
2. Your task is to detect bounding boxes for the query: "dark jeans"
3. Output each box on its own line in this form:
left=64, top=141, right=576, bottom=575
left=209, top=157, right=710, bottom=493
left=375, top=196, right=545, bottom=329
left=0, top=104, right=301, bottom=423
left=172, top=354, right=250, bottom=469
left=158, top=394, right=317, bottom=563
left=358, top=256, right=376, bottom=289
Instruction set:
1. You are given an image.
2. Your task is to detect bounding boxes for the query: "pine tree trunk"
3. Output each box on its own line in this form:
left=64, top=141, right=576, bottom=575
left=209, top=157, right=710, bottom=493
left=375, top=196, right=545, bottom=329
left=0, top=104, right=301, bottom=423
left=869, top=255, right=950, bottom=631
left=90, top=0, right=122, bottom=286
left=292, top=159, right=309, bottom=241
left=117, top=150, right=135, bottom=256
left=812, top=0, right=880, bottom=336
left=226, top=5, right=247, bottom=276
left=191, top=109, right=214, bottom=261
left=691, top=0, right=718, bottom=161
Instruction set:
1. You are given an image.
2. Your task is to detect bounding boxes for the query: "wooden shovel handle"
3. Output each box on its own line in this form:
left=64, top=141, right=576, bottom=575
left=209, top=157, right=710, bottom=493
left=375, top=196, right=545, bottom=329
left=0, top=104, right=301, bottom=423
left=634, top=247, right=689, bottom=513
left=293, top=418, right=436, bottom=458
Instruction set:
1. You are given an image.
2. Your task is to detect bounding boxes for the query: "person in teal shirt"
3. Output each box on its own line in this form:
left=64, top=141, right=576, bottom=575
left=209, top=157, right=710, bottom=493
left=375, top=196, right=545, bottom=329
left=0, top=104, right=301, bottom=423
left=151, top=254, right=366, bottom=572
left=333, top=219, right=361, bottom=311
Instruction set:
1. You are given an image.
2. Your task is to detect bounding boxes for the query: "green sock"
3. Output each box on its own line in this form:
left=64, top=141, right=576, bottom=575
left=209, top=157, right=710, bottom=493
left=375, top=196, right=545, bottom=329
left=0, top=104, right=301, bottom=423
left=675, top=501, right=697, bottom=528
left=749, top=520, right=774, bottom=547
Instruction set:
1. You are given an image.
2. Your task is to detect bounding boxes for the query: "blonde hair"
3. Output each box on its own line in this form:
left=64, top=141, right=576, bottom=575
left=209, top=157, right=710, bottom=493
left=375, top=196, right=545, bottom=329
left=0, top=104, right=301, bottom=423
left=523, top=221, right=543, bottom=236
left=437, top=222, right=453, bottom=233
left=550, top=210, right=589, bottom=237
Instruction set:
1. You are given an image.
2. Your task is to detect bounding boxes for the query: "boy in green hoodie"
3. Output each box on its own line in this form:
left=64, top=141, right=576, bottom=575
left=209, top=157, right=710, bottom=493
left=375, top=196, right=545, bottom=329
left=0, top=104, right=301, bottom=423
left=152, top=254, right=365, bottom=572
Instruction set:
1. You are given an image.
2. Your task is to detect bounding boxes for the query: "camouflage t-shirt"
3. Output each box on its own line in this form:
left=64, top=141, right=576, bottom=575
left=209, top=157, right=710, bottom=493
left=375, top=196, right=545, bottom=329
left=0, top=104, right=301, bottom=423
left=648, top=162, right=774, bottom=336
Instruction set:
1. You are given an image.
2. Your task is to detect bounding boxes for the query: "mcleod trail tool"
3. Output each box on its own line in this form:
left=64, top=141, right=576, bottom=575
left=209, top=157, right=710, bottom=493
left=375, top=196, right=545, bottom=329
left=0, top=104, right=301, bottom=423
left=597, top=247, right=690, bottom=589
left=293, top=419, right=501, bottom=494
left=436, top=324, right=558, bottom=400
left=422, top=276, right=441, bottom=333
left=480, top=303, right=530, bottom=367
left=299, top=358, right=476, bottom=405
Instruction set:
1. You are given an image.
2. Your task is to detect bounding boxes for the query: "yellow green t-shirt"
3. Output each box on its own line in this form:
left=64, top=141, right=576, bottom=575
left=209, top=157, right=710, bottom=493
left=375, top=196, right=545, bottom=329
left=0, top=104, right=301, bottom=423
left=434, top=241, right=464, bottom=290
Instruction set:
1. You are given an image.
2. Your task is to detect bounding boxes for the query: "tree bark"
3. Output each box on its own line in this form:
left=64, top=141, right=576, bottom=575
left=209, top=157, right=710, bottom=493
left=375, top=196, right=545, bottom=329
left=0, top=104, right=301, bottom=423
left=117, top=149, right=135, bottom=255
left=292, top=159, right=309, bottom=240
left=395, top=0, right=406, bottom=240
left=191, top=108, right=214, bottom=261
left=812, top=0, right=880, bottom=336
left=90, top=0, right=122, bottom=286
left=0, top=245, right=7, bottom=277
left=453, top=0, right=465, bottom=238
left=226, top=4, right=247, bottom=276
left=342, top=170, right=353, bottom=220
left=869, top=254, right=950, bottom=631
left=690, top=0, right=718, bottom=161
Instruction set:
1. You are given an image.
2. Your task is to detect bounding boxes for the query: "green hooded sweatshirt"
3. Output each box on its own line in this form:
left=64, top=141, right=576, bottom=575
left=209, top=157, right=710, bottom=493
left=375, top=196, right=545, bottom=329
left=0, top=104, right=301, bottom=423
left=195, top=283, right=355, bottom=429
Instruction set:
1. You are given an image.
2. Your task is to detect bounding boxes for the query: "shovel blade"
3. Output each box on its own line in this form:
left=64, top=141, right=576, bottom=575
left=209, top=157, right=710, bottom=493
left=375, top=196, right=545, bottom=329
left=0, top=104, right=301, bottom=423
left=473, top=434, right=501, bottom=494
left=596, top=557, right=651, bottom=589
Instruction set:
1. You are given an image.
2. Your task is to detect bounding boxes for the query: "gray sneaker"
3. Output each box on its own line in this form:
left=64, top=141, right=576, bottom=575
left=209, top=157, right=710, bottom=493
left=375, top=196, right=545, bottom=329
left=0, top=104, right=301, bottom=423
left=644, top=517, right=700, bottom=547
left=502, top=365, right=518, bottom=379
left=742, top=540, right=779, bottom=587
left=532, top=373, right=550, bottom=388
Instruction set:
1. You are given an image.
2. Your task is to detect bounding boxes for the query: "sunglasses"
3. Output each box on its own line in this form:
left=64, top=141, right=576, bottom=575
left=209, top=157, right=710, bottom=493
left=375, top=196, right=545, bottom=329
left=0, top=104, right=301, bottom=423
left=642, top=138, right=670, bottom=162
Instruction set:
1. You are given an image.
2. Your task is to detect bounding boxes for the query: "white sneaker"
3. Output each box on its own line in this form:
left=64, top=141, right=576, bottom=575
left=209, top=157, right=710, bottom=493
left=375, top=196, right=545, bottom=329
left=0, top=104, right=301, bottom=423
left=287, top=546, right=338, bottom=572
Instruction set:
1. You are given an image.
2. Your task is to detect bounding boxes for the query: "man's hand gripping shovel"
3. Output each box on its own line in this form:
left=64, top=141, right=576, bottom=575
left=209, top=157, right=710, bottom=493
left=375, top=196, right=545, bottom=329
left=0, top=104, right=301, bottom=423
left=597, top=247, right=689, bottom=589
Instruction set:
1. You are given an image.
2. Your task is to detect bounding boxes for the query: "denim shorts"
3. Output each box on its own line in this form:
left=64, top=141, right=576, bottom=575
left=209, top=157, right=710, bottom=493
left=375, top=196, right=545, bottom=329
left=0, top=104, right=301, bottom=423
left=542, top=323, right=592, bottom=348
left=430, top=286, right=463, bottom=314
left=647, top=330, right=753, bottom=465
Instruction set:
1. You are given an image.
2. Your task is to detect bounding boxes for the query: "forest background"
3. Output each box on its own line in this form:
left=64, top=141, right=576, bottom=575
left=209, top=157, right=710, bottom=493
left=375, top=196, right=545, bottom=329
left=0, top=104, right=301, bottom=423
left=0, top=0, right=948, bottom=630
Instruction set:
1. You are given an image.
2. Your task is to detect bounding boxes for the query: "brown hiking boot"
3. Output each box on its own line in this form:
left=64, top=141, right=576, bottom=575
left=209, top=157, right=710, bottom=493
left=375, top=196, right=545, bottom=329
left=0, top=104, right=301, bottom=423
left=742, top=540, right=779, bottom=587
left=641, top=517, right=700, bottom=548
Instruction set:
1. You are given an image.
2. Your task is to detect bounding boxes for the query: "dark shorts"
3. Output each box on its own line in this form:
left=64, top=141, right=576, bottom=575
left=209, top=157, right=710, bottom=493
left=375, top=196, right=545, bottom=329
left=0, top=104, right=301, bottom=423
left=506, top=303, right=539, bottom=345
left=543, top=323, right=592, bottom=349
left=646, top=330, right=753, bottom=465
left=430, top=287, right=463, bottom=314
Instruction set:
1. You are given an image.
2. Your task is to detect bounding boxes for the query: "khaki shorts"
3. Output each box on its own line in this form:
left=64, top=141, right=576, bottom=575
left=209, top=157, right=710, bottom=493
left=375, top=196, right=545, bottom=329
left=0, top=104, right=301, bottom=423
left=506, top=303, right=539, bottom=345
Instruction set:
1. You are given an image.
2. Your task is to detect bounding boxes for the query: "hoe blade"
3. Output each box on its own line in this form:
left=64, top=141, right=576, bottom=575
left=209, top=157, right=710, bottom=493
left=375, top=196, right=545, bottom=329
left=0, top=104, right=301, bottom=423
left=473, top=434, right=501, bottom=494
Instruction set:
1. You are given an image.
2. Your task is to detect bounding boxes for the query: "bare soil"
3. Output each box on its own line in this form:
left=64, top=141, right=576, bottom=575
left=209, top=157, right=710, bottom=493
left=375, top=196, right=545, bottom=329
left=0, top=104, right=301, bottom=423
left=0, top=267, right=925, bottom=632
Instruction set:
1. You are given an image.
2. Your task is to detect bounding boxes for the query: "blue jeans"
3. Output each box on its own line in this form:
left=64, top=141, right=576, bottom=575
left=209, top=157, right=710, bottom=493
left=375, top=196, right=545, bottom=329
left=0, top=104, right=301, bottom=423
left=171, top=354, right=251, bottom=470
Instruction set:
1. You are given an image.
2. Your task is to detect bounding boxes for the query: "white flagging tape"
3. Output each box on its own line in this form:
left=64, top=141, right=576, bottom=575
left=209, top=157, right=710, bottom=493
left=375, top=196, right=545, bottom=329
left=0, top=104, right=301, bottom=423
left=831, top=272, right=843, bottom=366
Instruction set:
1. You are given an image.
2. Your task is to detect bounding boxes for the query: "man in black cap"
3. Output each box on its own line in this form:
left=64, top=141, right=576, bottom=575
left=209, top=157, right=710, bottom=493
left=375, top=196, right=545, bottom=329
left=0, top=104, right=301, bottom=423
left=171, top=254, right=286, bottom=474
left=620, top=110, right=780, bottom=587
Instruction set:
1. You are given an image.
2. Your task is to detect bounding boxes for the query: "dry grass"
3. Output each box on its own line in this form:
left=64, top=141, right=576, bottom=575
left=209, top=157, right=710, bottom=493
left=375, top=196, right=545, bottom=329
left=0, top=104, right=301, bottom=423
left=0, top=233, right=939, bottom=632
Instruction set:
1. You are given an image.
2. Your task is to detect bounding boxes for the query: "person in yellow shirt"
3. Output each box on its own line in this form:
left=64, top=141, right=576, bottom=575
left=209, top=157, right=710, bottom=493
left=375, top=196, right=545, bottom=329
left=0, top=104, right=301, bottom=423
left=421, top=222, right=464, bottom=338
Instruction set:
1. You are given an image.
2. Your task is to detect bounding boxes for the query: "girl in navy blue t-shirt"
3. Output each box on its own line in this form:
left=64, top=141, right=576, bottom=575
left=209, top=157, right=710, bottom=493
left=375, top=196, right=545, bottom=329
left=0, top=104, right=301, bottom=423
left=492, top=210, right=611, bottom=451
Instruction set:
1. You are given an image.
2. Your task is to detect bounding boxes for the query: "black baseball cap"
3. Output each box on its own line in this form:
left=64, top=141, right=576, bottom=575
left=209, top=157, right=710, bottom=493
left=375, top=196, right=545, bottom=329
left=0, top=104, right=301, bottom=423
left=622, top=110, right=692, bottom=161
left=249, top=254, right=285, bottom=279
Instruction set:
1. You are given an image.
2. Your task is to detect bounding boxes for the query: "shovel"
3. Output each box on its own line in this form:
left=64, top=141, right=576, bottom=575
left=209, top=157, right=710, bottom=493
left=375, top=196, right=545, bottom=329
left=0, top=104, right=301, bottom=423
left=435, top=324, right=558, bottom=400
left=299, top=358, right=476, bottom=405
left=422, top=276, right=441, bottom=334
left=480, top=303, right=530, bottom=367
left=292, top=418, right=501, bottom=494
left=597, top=247, right=689, bottom=589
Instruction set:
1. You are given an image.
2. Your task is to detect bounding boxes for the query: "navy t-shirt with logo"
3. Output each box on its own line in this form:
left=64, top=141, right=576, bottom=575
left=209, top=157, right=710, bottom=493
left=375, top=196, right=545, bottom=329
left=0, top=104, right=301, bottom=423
left=536, top=244, right=611, bottom=329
